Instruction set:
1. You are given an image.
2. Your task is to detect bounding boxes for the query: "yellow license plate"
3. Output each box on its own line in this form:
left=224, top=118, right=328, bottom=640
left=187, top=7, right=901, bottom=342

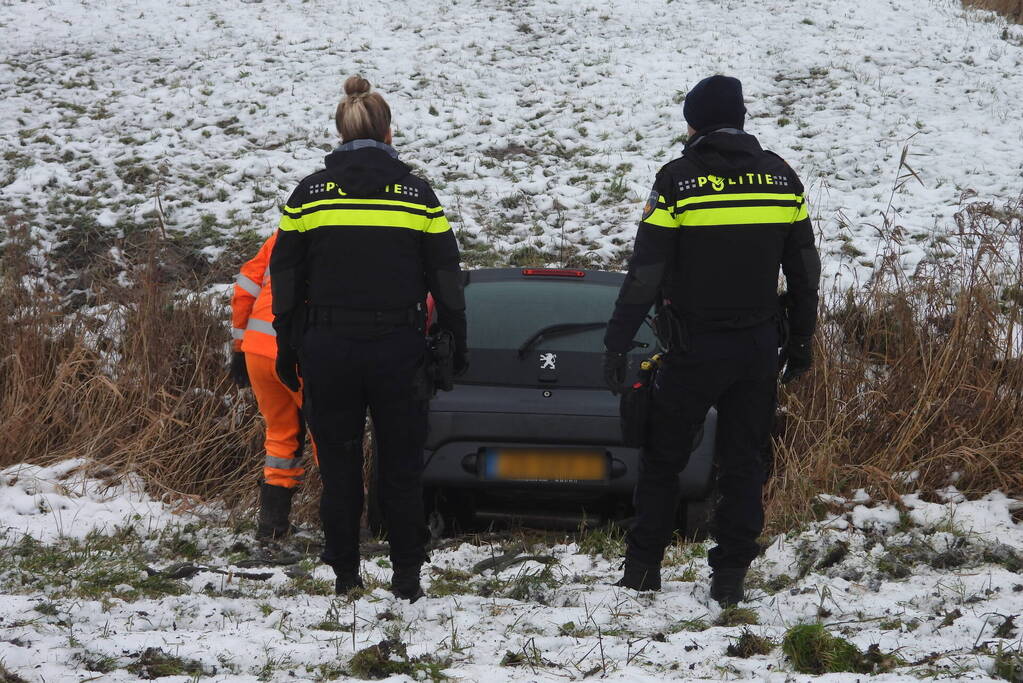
left=481, top=448, right=607, bottom=482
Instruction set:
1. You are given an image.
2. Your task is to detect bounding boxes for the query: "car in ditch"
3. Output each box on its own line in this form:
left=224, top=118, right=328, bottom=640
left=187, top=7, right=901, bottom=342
left=417, top=266, right=717, bottom=537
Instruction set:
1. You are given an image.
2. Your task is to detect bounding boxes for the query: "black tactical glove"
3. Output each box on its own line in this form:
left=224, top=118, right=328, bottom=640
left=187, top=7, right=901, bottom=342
left=230, top=351, right=250, bottom=388
left=453, top=349, right=470, bottom=378
left=603, top=351, right=627, bottom=395
left=779, top=337, right=812, bottom=384
left=275, top=343, right=301, bottom=392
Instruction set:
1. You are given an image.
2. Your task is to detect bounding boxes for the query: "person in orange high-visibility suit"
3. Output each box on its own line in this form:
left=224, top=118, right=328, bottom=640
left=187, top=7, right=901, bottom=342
left=231, top=232, right=314, bottom=541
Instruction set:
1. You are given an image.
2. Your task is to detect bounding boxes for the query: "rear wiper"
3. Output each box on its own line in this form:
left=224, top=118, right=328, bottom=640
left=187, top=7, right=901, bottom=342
left=517, top=322, right=608, bottom=359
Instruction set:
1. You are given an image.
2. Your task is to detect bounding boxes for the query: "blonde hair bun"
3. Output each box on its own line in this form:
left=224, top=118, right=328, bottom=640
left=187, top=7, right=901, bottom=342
left=336, top=75, right=392, bottom=142
left=344, top=75, right=372, bottom=97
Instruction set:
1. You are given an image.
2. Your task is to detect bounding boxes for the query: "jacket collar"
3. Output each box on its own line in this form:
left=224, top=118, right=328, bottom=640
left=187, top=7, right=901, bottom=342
left=332, top=138, right=399, bottom=158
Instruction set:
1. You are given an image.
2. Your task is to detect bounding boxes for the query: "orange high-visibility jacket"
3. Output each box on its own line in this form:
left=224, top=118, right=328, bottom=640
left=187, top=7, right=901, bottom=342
left=231, top=233, right=278, bottom=359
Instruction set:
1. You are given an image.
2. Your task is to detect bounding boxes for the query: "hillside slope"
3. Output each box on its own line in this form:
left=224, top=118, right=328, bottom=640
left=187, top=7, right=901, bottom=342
left=2, top=0, right=1022, bottom=288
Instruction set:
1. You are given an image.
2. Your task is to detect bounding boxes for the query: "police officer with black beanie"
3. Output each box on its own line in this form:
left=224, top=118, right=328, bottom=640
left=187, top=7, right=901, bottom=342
left=603, top=75, right=820, bottom=604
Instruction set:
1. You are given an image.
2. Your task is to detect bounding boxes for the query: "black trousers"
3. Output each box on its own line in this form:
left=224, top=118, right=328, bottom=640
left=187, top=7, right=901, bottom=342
left=300, top=325, right=429, bottom=571
left=627, top=321, right=778, bottom=571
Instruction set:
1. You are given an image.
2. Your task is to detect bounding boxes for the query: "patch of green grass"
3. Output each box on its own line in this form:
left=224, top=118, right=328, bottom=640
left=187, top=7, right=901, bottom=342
left=33, top=602, right=59, bottom=616
left=75, top=652, right=119, bottom=674
left=606, top=173, right=630, bottom=203
left=993, top=643, right=1023, bottom=682
left=577, top=525, right=625, bottom=559
left=504, top=566, right=558, bottom=603
left=667, top=618, right=709, bottom=633
left=879, top=617, right=903, bottom=630
left=276, top=574, right=333, bottom=597
left=726, top=628, right=775, bottom=657
left=348, top=639, right=449, bottom=681
left=558, top=621, right=596, bottom=638
left=663, top=539, right=708, bottom=566
left=127, top=648, right=207, bottom=679
left=995, top=615, right=1018, bottom=640
left=716, top=607, right=759, bottom=627
left=1, top=529, right=185, bottom=601
left=314, top=620, right=350, bottom=632
left=782, top=623, right=862, bottom=674
left=939, top=608, right=963, bottom=628
left=766, top=573, right=795, bottom=593
left=782, top=623, right=902, bottom=675
left=818, top=540, right=850, bottom=569
left=0, top=663, right=28, bottom=683
left=507, top=245, right=549, bottom=267
left=428, top=567, right=473, bottom=597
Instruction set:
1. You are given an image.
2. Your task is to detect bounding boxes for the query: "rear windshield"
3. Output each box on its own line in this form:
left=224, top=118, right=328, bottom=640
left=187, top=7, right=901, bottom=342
left=465, top=280, right=656, bottom=354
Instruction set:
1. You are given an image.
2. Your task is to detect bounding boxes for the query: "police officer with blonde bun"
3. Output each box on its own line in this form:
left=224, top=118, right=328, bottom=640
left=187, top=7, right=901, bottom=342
left=271, top=76, right=467, bottom=602
left=604, top=75, right=820, bottom=605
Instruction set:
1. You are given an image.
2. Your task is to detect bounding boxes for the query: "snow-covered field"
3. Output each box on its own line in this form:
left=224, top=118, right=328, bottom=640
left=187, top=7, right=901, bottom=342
left=2, top=460, right=1022, bottom=682
left=2, top=0, right=1023, bottom=290
left=3, top=1, right=1023, bottom=681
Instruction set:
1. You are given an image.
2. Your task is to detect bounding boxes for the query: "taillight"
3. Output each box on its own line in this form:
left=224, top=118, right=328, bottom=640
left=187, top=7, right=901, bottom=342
left=521, top=268, right=586, bottom=278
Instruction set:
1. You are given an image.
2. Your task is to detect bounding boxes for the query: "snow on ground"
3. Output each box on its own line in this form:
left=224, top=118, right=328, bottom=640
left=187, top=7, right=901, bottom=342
left=2, top=460, right=1022, bottom=681
left=1, top=0, right=1022, bottom=290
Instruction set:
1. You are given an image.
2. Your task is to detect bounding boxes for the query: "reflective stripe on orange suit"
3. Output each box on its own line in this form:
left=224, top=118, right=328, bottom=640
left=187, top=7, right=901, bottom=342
left=245, top=354, right=311, bottom=488
left=231, top=233, right=315, bottom=488
left=231, top=233, right=279, bottom=359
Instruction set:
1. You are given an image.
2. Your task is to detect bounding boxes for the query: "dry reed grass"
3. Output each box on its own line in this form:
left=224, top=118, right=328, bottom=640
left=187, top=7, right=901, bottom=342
left=0, top=219, right=263, bottom=511
left=962, top=0, right=1023, bottom=21
left=767, top=191, right=1023, bottom=530
left=2, top=185, right=1021, bottom=533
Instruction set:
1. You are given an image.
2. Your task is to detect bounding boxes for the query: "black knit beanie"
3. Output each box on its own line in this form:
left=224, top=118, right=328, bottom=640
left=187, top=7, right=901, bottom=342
left=682, top=75, right=746, bottom=133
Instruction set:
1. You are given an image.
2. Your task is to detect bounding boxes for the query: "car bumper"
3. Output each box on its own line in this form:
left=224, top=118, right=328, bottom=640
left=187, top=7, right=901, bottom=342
left=422, top=408, right=717, bottom=500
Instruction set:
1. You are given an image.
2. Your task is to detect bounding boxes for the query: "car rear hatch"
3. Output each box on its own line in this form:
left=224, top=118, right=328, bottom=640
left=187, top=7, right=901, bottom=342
left=424, top=268, right=658, bottom=494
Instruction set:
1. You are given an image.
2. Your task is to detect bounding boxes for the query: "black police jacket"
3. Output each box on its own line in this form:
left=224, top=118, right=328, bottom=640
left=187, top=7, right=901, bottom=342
left=269, top=140, right=466, bottom=351
left=605, top=129, right=821, bottom=353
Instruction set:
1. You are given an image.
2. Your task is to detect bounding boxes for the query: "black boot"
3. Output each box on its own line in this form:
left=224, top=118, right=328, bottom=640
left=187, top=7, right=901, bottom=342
left=334, top=568, right=364, bottom=596
left=710, top=567, right=748, bottom=607
left=391, top=565, right=424, bottom=603
left=614, top=562, right=661, bottom=591
left=256, top=483, right=296, bottom=542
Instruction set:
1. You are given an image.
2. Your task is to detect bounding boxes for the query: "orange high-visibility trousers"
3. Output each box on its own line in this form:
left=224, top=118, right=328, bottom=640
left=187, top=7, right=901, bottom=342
left=246, top=352, right=312, bottom=488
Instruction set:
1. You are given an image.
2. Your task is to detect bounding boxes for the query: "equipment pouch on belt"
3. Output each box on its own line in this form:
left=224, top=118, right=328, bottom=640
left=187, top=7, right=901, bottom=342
left=620, top=354, right=661, bottom=447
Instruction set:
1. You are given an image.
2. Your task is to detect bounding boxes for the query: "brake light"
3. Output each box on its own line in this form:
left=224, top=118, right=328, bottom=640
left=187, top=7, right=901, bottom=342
left=521, top=268, right=586, bottom=278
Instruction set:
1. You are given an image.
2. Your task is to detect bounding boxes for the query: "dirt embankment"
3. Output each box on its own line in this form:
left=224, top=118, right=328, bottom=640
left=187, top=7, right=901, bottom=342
left=963, top=0, right=1023, bottom=21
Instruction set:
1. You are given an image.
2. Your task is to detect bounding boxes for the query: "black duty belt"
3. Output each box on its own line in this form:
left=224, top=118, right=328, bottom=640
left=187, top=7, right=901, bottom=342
left=306, top=304, right=423, bottom=328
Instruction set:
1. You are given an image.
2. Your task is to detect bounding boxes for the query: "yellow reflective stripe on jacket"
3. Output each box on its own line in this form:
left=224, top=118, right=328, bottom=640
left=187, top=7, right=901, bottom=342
left=639, top=195, right=679, bottom=229
left=425, top=212, right=452, bottom=234
left=296, top=208, right=427, bottom=232
left=671, top=192, right=808, bottom=227
left=278, top=197, right=449, bottom=234
left=674, top=192, right=803, bottom=210
left=279, top=212, right=304, bottom=232
left=678, top=204, right=803, bottom=227
left=794, top=200, right=809, bottom=221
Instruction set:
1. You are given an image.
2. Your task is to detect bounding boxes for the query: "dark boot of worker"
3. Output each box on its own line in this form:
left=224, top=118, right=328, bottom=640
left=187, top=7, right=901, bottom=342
left=710, top=567, right=748, bottom=607
left=391, top=564, right=424, bottom=603
left=614, top=561, right=661, bottom=591
left=256, top=483, right=296, bottom=542
left=334, top=567, right=364, bottom=596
